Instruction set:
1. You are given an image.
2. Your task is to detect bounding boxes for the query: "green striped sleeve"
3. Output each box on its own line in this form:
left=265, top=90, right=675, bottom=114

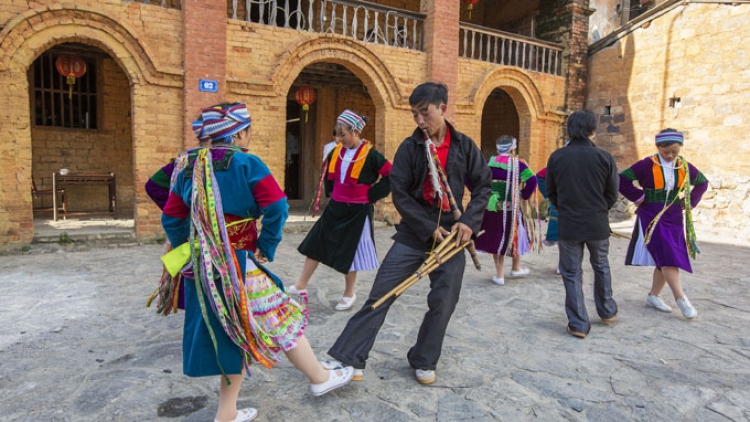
left=520, top=167, right=535, bottom=182
left=691, top=171, right=707, bottom=185
left=620, top=167, right=637, bottom=181
left=150, top=168, right=171, bottom=189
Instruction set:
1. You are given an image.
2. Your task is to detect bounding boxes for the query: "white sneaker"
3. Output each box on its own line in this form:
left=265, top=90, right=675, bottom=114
left=646, top=294, right=672, bottom=312
left=335, top=294, right=356, bottom=311
left=214, top=407, right=258, bottom=422
left=676, top=296, right=697, bottom=319
left=510, top=268, right=530, bottom=277
left=310, top=366, right=354, bottom=396
left=415, top=369, right=436, bottom=385
left=555, top=267, right=561, bottom=275
left=321, top=359, right=364, bottom=381
left=286, top=285, right=307, bottom=295
left=491, top=276, right=505, bottom=286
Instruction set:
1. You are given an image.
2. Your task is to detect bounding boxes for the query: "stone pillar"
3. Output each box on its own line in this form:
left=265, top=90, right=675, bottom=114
left=421, top=0, right=460, bottom=115
left=182, top=0, right=228, bottom=148
left=564, top=0, right=594, bottom=111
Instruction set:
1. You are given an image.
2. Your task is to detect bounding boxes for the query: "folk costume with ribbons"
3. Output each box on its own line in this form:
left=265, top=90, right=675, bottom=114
left=298, top=111, right=392, bottom=274
left=146, top=148, right=200, bottom=314
left=146, top=120, right=218, bottom=314
left=619, top=131, right=708, bottom=273
left=475, top=137, right=538, bottom=257
left=161, top=104, right=308, bottom=378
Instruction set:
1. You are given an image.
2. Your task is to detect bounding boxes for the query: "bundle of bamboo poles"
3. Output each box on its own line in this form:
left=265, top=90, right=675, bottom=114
left=371, top=230, right=483, bottom=309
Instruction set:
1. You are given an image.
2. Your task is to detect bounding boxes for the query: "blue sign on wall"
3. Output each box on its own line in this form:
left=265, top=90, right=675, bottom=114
left=199, top=79, right=218, bottom=93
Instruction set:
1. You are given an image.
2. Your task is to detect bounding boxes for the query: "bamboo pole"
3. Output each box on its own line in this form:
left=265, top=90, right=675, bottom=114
left=391, top=239, right=473, bottom=297
left=371, top=230, right=484, bottom=309
left=389, top=232, right=459, bottom=297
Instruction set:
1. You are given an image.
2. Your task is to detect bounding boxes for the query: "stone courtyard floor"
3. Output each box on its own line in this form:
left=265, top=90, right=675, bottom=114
left=0, top=225, right=749, bottom=421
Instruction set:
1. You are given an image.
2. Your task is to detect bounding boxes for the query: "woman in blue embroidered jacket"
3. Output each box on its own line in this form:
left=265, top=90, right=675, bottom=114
left=161, top=103, right=353, bottom=422
left=290, top=110, right=391, bottom=312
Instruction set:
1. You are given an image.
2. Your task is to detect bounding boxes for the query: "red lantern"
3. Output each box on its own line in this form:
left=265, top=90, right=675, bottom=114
left=295, top=86, right=317, bottom=123
left=462, top=0, right=479, bottom=20
left=55, top=55, right=87, bottom=100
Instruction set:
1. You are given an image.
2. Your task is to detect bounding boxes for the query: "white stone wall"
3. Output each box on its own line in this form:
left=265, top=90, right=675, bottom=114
left=695, top=175, right=750, bottom=237
left=589, top=3, right=750, bottom=240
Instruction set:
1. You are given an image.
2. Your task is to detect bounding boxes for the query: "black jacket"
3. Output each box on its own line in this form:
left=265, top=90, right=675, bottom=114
left=546, top=138, right=619, bottom=242
left=391, top=123, right=492, bottom=250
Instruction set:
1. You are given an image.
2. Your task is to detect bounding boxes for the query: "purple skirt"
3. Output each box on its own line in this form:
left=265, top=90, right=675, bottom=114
left=475, top=209, right=530, bottom=256
left=625, top=203, right=692, bottom=272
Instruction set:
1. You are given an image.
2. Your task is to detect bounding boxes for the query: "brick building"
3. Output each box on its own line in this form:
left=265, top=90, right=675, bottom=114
left=587, top=0, right=750, bottom=235
left=1, top=0, right=595, bottom=246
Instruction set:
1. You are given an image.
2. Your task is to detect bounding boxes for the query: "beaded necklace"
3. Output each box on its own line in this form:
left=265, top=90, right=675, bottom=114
left=339, top=140, right=366, bottom=162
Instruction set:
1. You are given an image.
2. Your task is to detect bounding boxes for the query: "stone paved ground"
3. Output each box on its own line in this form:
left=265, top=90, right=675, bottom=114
left=1, top=226, right=749, bottom=421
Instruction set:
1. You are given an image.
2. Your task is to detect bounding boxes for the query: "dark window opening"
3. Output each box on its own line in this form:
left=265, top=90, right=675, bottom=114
left=31, top=49, right=98, bottom=129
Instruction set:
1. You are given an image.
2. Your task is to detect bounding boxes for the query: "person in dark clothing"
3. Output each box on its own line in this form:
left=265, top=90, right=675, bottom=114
left=546, top=110, right=619, bottom=339
left=323, top=82, right=492, bottom=384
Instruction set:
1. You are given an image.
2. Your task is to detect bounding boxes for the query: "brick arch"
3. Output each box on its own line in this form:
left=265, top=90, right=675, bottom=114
left=0, top=7, right=181, bottom=244
left=0, top=7, right=181, bottom=86
left=471, top=68, right=548, bottom=162
left=271, top=37, right=405, bottom=110
left=470, top=67, right=546, bottom=120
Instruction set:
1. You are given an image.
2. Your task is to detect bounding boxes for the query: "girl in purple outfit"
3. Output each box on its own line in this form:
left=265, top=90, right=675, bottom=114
left=619, top=129, right=708, bottom=319
left=475, top=136, right=537, bottom=286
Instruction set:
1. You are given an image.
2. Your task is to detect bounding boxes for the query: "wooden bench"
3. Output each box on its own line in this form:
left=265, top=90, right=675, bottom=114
left=32, top=176, right=68, bottom=220
left=54, top=172, right=117, bottom=221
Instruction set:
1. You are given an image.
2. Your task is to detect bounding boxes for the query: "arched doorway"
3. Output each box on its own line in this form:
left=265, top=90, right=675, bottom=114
left=29, top=42, right=134, bottom=233
left=480, top=88, right=519, bottom=159
left=285, top=62, right=377, bottom=211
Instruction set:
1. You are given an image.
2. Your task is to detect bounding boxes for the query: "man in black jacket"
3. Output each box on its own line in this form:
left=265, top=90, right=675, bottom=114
left=326, top=82, right=492, bottom=384
left=546, top=110, right=619, bottom=339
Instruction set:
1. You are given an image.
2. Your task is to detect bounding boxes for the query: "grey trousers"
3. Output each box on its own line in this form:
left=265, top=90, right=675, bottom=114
left=328, top=241, right=466, bottom=370
left=558, top=238, right=618, bottom=334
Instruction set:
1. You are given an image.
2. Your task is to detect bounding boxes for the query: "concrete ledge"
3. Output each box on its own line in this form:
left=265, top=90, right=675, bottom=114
left=7, top=218, right=391, bottom=255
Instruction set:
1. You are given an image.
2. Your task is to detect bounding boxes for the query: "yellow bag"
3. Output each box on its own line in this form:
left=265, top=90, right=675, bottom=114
left=160, top=242, right=191, bottom=277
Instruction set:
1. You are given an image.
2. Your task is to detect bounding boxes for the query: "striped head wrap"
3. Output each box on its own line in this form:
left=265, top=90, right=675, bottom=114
left=655, top=129, right=684, bottom=145
left=191, top=118, right=211, bottom=143
left=199, top=103, right=252, bottom=143
left=496, top=135, right=517, bottom=153
left=336, top=110, right=365, bottom=132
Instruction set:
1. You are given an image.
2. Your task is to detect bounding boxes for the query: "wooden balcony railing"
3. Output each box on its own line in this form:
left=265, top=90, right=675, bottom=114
left=124, top=1, right=564, bottom=75
left=230, top=0, right=425, bottom=51
left=460, top=23, right=564, bottom=76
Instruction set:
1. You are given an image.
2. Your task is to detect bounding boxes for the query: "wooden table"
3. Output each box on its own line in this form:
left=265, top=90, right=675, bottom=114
left=53, top=172, right=117, bottom=221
